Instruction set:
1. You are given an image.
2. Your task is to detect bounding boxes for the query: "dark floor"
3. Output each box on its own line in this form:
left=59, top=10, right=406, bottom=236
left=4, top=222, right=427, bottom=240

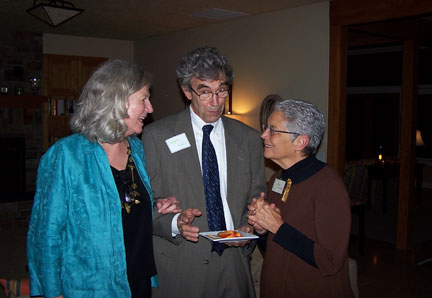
left=1, top=190, right=432, bottom=298
left=349, top=238, right=432, bottom=298
left=348, top=187, right=432, bottom=298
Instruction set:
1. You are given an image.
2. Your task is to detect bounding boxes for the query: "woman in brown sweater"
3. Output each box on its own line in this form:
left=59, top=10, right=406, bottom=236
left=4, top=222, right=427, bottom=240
left=248, top=98, right=353, bottom=298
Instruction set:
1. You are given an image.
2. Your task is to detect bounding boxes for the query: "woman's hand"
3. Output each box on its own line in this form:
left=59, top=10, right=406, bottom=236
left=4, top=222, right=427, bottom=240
left=248, top=194, right=283, bottom=235
left=156, top=196, right=182, bottom=214
left=247, top=193, right=267, bottom=235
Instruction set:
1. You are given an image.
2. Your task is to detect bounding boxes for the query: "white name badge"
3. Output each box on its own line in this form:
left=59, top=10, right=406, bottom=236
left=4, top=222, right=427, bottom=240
left=272, top=178, right=286, bottom=194
left=165, top=133, right=191, bottom=154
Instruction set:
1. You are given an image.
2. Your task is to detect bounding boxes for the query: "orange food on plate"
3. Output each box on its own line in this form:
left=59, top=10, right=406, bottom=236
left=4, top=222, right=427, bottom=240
left=217, top=230, right=242, bottom=238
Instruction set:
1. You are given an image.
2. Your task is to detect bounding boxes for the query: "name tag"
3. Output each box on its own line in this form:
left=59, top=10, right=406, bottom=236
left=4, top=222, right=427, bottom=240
left=165, top=133, right=191, bottom=154
left=272, top=178, right=286, bottom=194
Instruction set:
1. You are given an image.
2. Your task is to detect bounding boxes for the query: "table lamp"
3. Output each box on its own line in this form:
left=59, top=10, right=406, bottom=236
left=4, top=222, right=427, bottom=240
left=416, top=130, right=425, bottom=146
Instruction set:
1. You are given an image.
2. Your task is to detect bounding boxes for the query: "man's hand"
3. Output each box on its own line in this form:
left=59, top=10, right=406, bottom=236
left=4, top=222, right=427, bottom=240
left=156, top=196, right=182, bottom=214
left=177, top=208, right=202, bottom=242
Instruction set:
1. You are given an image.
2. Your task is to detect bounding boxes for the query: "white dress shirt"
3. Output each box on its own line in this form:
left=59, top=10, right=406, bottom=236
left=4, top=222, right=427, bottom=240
left=171, top=106, right=234, bottom=235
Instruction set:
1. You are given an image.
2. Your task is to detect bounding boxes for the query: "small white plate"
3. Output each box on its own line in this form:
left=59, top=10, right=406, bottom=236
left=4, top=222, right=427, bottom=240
left=199, top=230, right=259, bottom=243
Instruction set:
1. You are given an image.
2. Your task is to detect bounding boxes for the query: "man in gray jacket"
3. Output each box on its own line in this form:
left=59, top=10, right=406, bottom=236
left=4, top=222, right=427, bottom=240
left=143, top=45, right=266, bottom=298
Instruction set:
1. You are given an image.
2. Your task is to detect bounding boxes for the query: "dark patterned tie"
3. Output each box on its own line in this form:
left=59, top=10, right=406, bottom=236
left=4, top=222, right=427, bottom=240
left=202, top=125, right=226, bottom=255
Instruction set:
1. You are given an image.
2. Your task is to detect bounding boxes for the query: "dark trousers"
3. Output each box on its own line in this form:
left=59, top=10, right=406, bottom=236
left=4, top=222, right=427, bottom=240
left=130, top=278, right=151, bottom=298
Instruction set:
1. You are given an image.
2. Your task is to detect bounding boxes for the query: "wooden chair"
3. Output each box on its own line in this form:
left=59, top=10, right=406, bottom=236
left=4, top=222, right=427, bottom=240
left=344, top=161, right=370, bottom=256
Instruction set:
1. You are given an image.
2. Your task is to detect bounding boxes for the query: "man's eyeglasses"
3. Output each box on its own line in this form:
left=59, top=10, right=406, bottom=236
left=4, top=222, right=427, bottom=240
left=261, top=124, right=300, bottom=136
left=188, top=85, right=230, bottom=101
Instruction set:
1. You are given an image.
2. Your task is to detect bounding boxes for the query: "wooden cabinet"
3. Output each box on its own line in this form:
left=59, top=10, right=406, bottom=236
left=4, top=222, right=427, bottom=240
left=42, top=54, right=107, bottom=150
left=43, top=54, right=77, bottom=97
left=77, top=57, right=107, bottom=93
left=42, top=54, right=107, bottom=97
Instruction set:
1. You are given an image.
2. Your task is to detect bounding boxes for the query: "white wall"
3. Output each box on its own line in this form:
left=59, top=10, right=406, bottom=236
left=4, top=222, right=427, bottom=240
left=135, top=2, right=329, bottom=160
left=41, top=2, right=330, bottom=160
left=43, top=34, right=134, bottom=61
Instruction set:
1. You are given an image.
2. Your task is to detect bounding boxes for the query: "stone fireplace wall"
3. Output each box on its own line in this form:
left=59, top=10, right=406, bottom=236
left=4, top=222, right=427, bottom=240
left=0, top=31, right=43, bottom=95
left=0, top=31, right=43, bottom=198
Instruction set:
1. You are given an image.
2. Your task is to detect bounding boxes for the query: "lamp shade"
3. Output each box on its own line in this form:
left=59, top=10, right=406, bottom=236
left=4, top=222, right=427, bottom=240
left=416, top=130, right=425, bottom=146
left=27, top=0, right=84, bottom=27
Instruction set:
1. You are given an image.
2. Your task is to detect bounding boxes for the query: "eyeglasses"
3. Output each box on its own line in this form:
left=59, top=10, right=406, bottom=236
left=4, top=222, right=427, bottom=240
left=188, top=85, right=230, bottom=101
left=261, top=124, right=300, bottom=136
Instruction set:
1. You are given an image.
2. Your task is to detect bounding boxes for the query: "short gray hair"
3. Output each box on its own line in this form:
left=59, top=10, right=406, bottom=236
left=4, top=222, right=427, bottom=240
left=70, top=60, right=152, bottom=143
left=274, top=99, right=325, bottom=156
left=176, top=46, right=233, bottom=87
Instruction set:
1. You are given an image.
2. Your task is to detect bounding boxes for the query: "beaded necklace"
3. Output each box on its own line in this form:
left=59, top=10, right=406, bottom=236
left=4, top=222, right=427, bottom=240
left=121, top=147, right=141, bottom=213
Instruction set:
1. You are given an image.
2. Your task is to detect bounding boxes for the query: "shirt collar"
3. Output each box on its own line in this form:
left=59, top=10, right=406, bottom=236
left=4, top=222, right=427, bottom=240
left=190, top=105, right=223, bottom=134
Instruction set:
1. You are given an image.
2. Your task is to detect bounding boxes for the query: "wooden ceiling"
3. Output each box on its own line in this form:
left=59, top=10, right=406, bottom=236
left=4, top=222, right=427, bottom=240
left=348, top=15, right=432, bottom=48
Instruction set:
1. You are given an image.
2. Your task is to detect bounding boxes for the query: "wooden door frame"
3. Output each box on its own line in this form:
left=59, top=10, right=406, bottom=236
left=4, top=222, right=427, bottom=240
left=328, top=0, right=432, bottom=250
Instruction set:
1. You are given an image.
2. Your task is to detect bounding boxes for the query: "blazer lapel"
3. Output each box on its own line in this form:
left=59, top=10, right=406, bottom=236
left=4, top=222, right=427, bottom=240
left=174, top=108, right=201, bottom=175
left=174, top=109, right=208, bottom=212
left=222, top=117, right=245, bottom=226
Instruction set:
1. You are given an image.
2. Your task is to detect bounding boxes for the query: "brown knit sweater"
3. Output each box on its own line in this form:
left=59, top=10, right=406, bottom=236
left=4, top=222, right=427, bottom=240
left=260, top=158, right=354, bottom=298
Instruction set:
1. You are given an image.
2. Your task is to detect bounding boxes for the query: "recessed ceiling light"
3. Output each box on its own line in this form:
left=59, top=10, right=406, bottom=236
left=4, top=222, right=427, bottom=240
left=191, top=8, right=248, bottom=20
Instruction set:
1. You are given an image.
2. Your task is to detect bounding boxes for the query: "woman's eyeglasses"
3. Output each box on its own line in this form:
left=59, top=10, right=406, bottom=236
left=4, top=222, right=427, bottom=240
left=261, top=124, right=300, bottom=136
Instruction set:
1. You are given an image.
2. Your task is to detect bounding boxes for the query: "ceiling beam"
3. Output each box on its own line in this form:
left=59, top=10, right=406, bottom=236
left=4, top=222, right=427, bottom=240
left=331, top=0, right=432, bottom=26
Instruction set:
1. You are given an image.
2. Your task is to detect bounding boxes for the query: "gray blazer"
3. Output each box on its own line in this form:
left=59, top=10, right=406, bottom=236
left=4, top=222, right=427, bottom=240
left=143, top=108, right=266, bottom=298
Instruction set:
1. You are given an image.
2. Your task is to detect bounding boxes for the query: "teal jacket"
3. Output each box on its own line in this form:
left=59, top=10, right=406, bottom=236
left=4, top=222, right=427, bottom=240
left=27, top=134, right=158, bottom=298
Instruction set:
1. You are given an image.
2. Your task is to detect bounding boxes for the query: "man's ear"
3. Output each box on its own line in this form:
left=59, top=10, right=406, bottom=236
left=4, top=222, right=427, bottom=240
left=181, top=85, right=192, bottom=100
left=294, top=135, right=310, bottom=151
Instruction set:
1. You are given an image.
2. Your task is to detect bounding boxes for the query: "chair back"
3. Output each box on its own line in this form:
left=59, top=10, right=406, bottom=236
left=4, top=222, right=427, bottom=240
left=344, top=160, right=371, bottom=206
